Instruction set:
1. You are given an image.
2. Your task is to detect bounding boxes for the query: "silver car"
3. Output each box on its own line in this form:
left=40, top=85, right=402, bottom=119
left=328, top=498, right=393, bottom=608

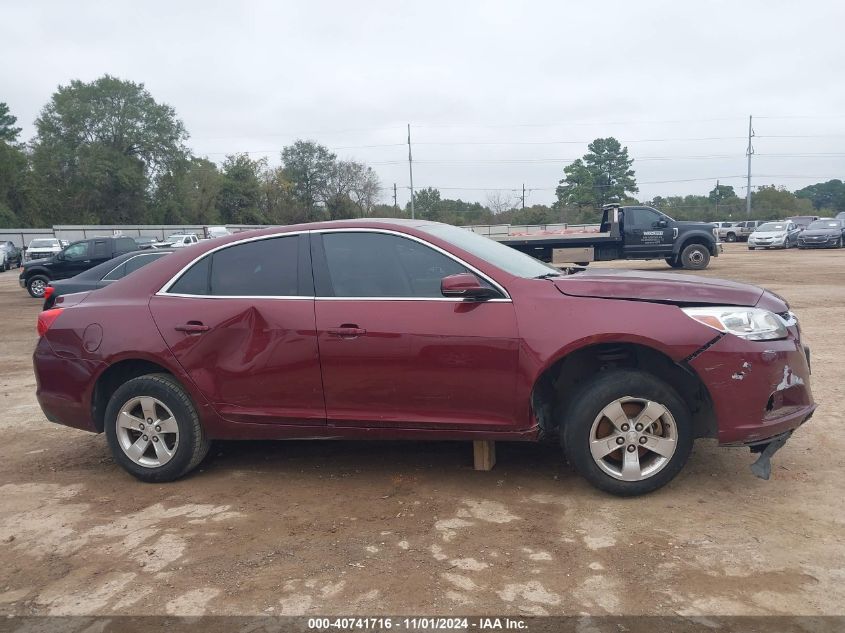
left=747, top=221, right=801, bottom=250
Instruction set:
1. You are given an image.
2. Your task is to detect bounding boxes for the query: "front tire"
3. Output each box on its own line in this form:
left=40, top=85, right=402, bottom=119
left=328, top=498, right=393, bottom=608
left=104, top=373, right=210, bottom=482
left=679, top=243, right=711, bottom=270
left=664, top=256, right=683, bottom=269
left=561, top=369, right=693, bottom=496
left=725, top=233, right=737, bottom=243
left=26, top=275, right=49, bottom=298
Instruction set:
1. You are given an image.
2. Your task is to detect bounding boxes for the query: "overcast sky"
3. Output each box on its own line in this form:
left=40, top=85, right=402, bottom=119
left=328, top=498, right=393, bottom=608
left=3, top=0, right=844, bottom=208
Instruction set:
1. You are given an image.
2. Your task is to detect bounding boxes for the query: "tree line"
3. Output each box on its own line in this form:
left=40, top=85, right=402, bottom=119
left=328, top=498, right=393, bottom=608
left=1, top=75, right=843, bottom=229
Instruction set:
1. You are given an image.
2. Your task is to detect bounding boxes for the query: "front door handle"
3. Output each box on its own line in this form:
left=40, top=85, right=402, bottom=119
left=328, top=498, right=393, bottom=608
left=327, top=325, right=367, bottom=339
left=175, top=322, right=210, bottom=333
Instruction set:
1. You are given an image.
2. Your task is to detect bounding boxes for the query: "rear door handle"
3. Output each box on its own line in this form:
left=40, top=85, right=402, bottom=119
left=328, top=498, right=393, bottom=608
left=175, top=322, right=210, bottom=333
left=327, top=325, right=367, bottom=338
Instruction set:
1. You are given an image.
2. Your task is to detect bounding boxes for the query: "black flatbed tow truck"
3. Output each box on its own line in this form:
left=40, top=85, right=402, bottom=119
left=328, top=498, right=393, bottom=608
left=494, top=204, right=721, bottom=270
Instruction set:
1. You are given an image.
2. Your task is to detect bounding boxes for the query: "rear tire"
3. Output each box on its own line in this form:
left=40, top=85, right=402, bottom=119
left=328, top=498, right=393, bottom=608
left=104, top=373, right=210, bottom=482
left=679, top=243, right=710, bottom=270
left=561, top=369, right=693, bottom=496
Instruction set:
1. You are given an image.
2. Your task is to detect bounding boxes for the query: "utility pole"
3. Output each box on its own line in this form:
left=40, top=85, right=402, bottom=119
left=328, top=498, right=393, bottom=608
left=407, top=123, right=415, bottom=219
left=393, top=183, right=398, bottom=211
left=715, top=179, right=720, bottom=217
left=522, top=184, right=526, bottom=210
left=746, top=115, right=753, bottom=216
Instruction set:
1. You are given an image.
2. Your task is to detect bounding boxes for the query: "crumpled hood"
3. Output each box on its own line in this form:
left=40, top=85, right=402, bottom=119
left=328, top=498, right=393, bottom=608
left=553, top=269, right=775, bottom=308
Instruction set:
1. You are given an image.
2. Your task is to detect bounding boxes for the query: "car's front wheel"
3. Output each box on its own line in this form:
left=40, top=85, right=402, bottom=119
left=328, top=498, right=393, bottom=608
left=561, top=369, right=693, bottom=496
left=104, top=373, right=210, bottom=482
left=664, top=256, right=684, bottom=269
left=725, top=232, right=737, bottom=242
left=26, top=275, right=49, bottom=298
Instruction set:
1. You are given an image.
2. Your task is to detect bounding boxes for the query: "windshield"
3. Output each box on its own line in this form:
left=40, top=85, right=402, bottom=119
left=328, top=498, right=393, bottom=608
left=419, top=224, right=562, bottom=278
left=29, top=239, right=58, bottom=248
left=757, top=223, right=787, bottom=232
left=807, top=220, right=841, bottom=230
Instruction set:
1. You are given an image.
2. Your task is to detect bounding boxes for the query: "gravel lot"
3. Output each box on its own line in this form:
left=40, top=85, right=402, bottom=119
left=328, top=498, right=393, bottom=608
left=0, top=243, right=843, bottom=617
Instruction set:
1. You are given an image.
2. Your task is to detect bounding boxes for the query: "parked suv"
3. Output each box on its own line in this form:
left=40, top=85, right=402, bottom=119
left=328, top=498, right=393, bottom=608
left=19, top=236, right=137, bottom=297
left=33, top=220, right=814, bottom=496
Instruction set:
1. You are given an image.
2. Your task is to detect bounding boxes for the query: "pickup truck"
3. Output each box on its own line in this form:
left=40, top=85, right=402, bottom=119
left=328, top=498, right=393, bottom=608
left=19, top=236, right=138, bottom=298
left=497, top=205, right=721, bottom=270
left=719, top=220, right=767, bottom=243
left=0, top=241, right=23, bottom=271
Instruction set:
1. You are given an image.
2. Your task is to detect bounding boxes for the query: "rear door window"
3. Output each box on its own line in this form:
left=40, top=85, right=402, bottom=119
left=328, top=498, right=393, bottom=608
left=167, top=236, right=299, bottom=296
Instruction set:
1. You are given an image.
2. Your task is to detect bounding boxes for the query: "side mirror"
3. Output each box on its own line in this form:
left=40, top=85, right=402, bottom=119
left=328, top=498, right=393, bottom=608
left=656, top=219, right=668, bottom=228
left=440, top=273, right=500, bottom=300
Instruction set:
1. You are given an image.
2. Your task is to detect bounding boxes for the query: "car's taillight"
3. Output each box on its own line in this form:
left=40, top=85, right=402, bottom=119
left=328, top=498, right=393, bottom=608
left=43, top=286, right=54, bottom=300
left=37, top=308, right=63, bottom=337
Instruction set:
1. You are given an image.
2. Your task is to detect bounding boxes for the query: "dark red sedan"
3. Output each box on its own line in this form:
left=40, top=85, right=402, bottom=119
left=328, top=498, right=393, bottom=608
left=33, top=220, right=815, bottom=495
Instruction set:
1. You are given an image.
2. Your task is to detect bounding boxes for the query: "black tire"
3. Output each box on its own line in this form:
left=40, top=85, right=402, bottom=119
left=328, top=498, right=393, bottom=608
left=837, top=238, right=843, bottom=248
left=725, top=232, right=737, bottom=242
left=26, top=275, right=49, bottom=298
left=664, top=256, right=684, bottom=269
left=104, top=373, right=210, bottom=482
left=2, top=258, right=8, bottom=272
left=561, top=369, right=693, bottom=496
left=679, top=243, right=710, bottom=270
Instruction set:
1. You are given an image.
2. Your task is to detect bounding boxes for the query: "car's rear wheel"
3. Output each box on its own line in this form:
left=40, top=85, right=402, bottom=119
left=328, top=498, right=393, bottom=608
left=104, top=373, right=210, bottom=482
left=679, top=243, right=710, bottom=270
left=561, top=369, right=693, bottom=496
left=27, top=275, right=49, bottom=298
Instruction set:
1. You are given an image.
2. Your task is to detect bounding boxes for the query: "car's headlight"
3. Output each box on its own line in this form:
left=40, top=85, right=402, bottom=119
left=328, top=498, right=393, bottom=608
left=682, top=307, right=788, bottom=340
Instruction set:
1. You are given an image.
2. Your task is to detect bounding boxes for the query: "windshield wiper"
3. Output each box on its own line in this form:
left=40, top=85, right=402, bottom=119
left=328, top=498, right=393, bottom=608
left=533, top=272, right=563, bottom=279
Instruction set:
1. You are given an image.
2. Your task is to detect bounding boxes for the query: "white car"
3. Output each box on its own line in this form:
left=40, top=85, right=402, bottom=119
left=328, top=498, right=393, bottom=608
left=25, top=238, right=65, bottom=261
left=155, top=234, right=200, bottom=249
left=747, top=221, right=801, bottom=250
left=206, top=226, right=232, bottom=239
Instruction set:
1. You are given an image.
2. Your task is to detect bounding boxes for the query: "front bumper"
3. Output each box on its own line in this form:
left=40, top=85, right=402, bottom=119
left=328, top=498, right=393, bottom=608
left=748, top=240, right=787, bottom=249
left=798, top=239, right=839, bottom=248
left=689, top=334, right=815, bottom=445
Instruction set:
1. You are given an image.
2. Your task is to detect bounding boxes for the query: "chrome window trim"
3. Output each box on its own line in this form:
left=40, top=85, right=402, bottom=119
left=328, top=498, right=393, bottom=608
left=314, top=227, right=511, bottom=301
left=157, top=231, right=307, bottom=296
left=155, top=227, right=512, bottom=302
left=103, top=252, right=167, bottom=281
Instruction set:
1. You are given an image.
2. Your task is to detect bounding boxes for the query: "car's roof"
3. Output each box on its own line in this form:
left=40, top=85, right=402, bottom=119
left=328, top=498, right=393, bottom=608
left=60, top=249, right=172, bottom=282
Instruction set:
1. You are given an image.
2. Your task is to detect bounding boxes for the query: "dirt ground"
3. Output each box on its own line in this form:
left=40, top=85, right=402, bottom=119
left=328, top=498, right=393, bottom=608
left=0, top=243, right=843, bottom=618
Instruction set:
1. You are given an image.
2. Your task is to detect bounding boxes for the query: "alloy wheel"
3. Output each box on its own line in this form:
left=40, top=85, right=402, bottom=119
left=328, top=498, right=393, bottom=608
left=116, top=396, right=179, bottom=467
left=589, top=397, right=678, bottom=481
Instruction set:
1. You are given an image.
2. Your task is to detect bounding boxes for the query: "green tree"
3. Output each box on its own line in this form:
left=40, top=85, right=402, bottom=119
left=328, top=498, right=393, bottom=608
left=152, top=157, right=223, bottom=224
left=0, top=102, right=22, bottom=144
left=217, top=154, right=267, bottom=224
left=31, top=75, right=188, bottom=224
left=795, top=179, right=845, bottom=213
left=708, top=183, right=738, bottom=204
left=407, top=187, right=442, bottom=220
left=556, top=138, right=637, bottom=210
left=281, top=140, right=336, bottom=219
left=555, top=159, right=596, bottom=209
